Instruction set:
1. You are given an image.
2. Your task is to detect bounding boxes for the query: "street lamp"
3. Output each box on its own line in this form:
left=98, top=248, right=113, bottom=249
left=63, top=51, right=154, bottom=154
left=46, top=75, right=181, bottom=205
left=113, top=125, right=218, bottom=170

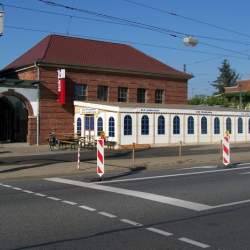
left=183, top=36, right=198, bottom=47
left=0, top=4, right=4, bottom=36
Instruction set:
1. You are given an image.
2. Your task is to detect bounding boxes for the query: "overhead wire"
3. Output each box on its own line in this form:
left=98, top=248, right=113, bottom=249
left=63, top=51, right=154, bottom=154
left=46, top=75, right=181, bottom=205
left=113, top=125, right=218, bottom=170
left=5, top=25, right=249, bottom=61
left=122, top=0, right=250, bottom=39
left=35, top=0, right=250, bottom=58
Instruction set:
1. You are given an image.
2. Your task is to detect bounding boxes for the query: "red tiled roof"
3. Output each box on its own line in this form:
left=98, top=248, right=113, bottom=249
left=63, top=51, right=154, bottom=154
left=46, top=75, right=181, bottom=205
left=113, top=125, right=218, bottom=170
left=225, top=80, right=250, bottom=93
left=3, top=34, right=190, bottom=79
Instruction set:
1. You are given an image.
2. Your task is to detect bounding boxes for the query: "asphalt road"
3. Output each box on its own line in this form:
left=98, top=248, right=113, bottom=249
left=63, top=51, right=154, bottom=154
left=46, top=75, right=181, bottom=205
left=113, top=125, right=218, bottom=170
left=0, top=143, right=249, bottom=166
left=1, top=163, right=250, bottom=249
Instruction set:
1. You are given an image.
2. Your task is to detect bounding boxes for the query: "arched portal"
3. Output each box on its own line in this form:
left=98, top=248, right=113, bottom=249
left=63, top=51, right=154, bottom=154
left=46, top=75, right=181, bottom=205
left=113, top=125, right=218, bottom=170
left=0, top=94, right=30, bottom=142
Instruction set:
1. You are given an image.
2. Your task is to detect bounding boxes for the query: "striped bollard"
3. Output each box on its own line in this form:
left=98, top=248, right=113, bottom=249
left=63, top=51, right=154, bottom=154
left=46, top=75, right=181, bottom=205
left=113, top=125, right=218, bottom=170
left=223, top=134, right=230, bottom=166
left=76, top=140, right=81, bottom=170
left=97, top=138, right=105, bottom=178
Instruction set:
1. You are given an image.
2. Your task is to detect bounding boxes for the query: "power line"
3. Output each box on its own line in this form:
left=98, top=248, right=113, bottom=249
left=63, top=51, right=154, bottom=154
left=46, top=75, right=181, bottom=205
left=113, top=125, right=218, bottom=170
left=5, top=24, right=249, bottom=61
left=4, top=3, right=250, bottom=46
left=122, top=0, right=250, bottom=39
left=35, top=0, right=250, bottom=58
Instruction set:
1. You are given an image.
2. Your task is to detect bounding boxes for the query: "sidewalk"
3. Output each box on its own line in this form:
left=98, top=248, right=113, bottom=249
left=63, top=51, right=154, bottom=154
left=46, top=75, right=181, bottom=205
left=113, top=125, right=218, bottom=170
left=0, top=142, right=250, bottom=180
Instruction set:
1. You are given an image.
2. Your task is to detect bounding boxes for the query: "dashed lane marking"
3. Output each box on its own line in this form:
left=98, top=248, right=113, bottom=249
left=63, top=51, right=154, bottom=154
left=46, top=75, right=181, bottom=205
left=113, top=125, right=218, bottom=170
left=178, top=237, right=210, bottom=248
left=120, top=219, right=143, bottom=227
left=47, top=196, right=61, bottom=201
left=0, top=183, right=212, bottom=248
left=146, top=227, right=173, bottom=237
left=61, top=200, right=77, bottom=205
left=98, top=211, right=117, bottom=218
left=46, top=177, right=211, bottom=211
left=34, top=193, right=46, bottom=197
left=78, top=205, right=96, bottom=212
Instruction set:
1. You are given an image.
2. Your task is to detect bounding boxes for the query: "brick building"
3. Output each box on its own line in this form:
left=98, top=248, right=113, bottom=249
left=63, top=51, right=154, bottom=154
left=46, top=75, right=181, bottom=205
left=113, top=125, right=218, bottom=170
left=0, top=34, right=191, bottom=144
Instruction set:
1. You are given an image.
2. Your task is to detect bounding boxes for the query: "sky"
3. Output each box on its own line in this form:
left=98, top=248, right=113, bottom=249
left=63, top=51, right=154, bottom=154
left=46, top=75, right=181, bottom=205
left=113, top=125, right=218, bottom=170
left=1, top=0, right=250, bottom=98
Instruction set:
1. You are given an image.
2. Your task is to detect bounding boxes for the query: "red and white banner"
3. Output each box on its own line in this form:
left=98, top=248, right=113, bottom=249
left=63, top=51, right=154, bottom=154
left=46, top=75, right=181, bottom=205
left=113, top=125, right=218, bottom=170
left=223, top=135, right=230, bottom=166
left=57, top=69, right=66, bottom=105
left=97, top=139, right=104, bottom=177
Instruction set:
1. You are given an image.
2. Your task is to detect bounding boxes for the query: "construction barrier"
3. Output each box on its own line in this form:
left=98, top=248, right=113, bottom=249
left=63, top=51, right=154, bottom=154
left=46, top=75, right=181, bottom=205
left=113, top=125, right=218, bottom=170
left=97, top=138, right=104, bottom=177
left=223, top=134, right=230, bottom=166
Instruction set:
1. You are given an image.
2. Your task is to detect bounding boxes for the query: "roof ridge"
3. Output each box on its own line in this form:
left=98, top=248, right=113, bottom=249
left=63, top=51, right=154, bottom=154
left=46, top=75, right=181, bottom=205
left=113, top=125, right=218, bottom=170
left=40, top=34, right=54, bottom=62
left=49, top=33, right=127, bottom=47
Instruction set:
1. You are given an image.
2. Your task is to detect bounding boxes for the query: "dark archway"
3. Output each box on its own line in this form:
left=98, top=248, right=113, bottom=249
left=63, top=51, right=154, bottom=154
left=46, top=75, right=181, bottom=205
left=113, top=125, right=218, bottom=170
left=0, top=95, right=29, bottom=142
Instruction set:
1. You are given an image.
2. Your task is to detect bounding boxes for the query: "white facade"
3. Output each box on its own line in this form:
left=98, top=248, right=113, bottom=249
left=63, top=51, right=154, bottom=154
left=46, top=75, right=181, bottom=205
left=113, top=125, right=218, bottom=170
left=74, top=101, right=250, bottom=148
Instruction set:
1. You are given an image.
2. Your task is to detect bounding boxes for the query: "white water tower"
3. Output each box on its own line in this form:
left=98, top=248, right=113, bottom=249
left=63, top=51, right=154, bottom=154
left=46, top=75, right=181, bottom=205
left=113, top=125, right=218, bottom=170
left=0, top=4, right=4, bottom=36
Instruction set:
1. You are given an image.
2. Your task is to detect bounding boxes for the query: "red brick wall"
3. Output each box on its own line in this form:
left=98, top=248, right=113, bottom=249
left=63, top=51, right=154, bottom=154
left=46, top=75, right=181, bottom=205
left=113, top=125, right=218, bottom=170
left=10, top=66, right=188, bottom=144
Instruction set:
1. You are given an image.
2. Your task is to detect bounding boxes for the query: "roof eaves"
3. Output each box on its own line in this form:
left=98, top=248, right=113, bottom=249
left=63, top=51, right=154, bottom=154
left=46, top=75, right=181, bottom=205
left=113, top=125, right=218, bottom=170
left=37, top=61, right=192, bottom=80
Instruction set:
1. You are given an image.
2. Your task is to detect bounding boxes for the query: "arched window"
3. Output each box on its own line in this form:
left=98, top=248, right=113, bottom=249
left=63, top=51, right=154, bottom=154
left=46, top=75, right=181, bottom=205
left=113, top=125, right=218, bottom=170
left=76, top=117, right=82, bottom=135
left=238, top=117, right=243, bottom=134
left=109, top=117, right=115, bottom=137
left=249, top=118, right=250, bottom=133
left=226, top=117, right=232, bottom=134
left=214, top=117, right=220, bottom=134
left=124, top=115, right=132, bottom=135
left=97, top=117, right=103, bottom=136
left=158, top=115, right=165, bottom=135
left=141, top=115, right=149, bottom=135
left=201, top=117, right=207, bottom=134
left=173, top=116, right=180, bottom=134
left=187, top=116, right=194, bottom=134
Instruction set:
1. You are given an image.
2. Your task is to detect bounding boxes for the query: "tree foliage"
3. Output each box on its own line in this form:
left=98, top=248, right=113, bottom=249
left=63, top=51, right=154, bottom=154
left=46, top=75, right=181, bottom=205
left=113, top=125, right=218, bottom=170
left=211, top=59, right=239, bottom=94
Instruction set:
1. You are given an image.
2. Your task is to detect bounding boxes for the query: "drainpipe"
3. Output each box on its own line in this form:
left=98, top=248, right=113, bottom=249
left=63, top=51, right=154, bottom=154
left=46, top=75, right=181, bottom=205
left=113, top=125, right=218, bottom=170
left=35, top=62, right=40, bottom=146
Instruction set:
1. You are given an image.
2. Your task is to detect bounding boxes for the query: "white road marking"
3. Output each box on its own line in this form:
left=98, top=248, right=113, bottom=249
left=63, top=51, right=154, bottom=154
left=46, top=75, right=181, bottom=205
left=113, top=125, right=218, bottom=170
left=120, top=219, right=143, bottom=227
left=146, top=227, right=173, bottom=236
left=46, top=178, right=212, bottom=211
left=178, top=237, right=210, bottom=248
left=79, top=205, right=96, bottom=211
left=92, top=165, right=250, bottom=184
left=98, top=211, right=117, bottom=218
left=1, top=184, right=11, bottom=188
left=22, top=190, right=34, bottom=194
left=62, top=200, right=77, bottom=205
left=34, top=193, right=46, bottom=197
left=212, top=199, right=250, bottom=209
left=13, top=187, right=22, bottom=191
left=47, top=196, right=61, bottom=201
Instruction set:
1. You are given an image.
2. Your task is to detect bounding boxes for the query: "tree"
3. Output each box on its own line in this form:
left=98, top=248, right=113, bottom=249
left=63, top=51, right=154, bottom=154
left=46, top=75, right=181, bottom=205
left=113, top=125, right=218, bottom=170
left=211, top=59, right=239, bottom=94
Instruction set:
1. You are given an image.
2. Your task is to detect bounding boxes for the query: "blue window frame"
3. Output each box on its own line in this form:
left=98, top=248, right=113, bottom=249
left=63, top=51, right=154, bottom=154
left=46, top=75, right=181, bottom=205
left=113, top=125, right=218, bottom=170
left=238, top=117, right=243, bottom=134
left=226, top=117, right=232, bottom=134
left=187, top=116, right=194, bottom=134
left=97, top=117, right=103, bottom=136
left=214, top=117, right=220, bottom=134
left=76, top=117, right=82, bottom=135
left=201, top=117, right=207, bottom=134
left=173, top=116, right=180, bottom=134
left=85, top=115, right=94, bottom=130
left=158, top=115, right=165, bottom=135
left=124, top=115, right=132, bottom=135
left=109, top=117, right=115, bottom=137
left=141, top=115, right=149, bottom=135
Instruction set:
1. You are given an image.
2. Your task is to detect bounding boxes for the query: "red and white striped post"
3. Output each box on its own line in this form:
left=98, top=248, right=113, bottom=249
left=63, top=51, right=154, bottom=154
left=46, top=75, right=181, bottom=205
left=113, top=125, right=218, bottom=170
left=97, top=138, right=105, bottom=178
left=223, top=133, right=230, bottom=166
left=76, top=140, right=81, bottom=170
